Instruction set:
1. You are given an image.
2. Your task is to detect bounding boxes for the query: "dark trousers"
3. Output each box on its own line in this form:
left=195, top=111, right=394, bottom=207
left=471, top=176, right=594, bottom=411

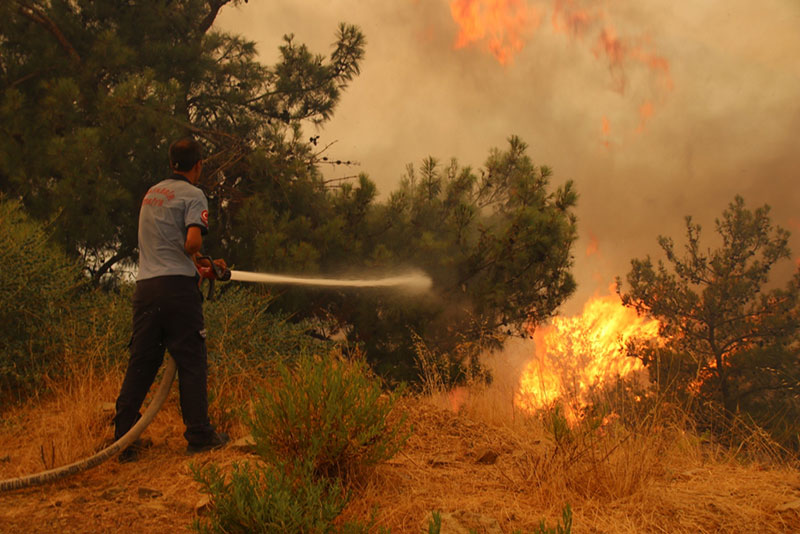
left=113, top=275, right=215, bottom=445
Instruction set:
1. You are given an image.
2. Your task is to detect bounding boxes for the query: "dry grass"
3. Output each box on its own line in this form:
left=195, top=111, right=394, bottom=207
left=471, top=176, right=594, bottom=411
left=1, top=346, right=800, bottom=534
left=343, top=398, right=800, bottom=533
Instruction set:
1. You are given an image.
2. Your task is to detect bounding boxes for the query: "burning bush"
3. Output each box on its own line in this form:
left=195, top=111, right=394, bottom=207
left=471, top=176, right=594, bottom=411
left=517, top=292, right=659, bottom=421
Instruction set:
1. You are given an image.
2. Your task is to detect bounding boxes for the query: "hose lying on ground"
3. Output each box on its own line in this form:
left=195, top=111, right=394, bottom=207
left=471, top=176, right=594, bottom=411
left=0, top=355, right=177, bottom=492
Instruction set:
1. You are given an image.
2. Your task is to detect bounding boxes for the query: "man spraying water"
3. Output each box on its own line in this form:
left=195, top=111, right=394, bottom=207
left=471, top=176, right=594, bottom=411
left=0, top=137, right=433, bottom=487
left=113, top=138, right=230, bottom=462
left=114, top=138, right=432, bottom=462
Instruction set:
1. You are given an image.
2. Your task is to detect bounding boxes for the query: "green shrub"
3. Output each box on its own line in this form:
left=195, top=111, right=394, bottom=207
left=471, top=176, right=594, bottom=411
left=57, top=286, right=132, bottom=368
left=0, top=199, right=83, bottom=399
left=204, top=286, right=331, bottom=372
left=192, top=460, right=358, bottom=534
left=192, top=353, right=408, bottom=533
left=247, top=353, right=409, bottom=481
left=202, top=286, right=337, bottom=430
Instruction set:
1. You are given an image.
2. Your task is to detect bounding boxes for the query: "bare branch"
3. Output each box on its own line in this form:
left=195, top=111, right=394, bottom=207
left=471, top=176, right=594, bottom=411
left=321, top=175, right=359, bottom=186
left=198, top=0, right=233, bottom=36
left=15, top=1, right=81, bottom=66
left=91, top=248, right=134, bottom=285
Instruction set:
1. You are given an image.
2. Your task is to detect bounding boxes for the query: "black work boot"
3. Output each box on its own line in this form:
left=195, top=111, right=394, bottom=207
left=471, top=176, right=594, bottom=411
left=186, top=432, right=230, bottom=455
left=118, top=438, right=153, bottom=463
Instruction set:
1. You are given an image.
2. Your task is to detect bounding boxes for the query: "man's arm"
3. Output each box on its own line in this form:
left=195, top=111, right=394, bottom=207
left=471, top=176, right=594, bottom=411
left=185, top=226, right=227, bottom=272
left=185, top=226, right=203, bottom=256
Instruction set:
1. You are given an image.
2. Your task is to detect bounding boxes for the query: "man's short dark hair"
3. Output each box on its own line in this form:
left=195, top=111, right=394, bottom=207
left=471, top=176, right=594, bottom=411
left=169, top=138, right=203, bottom=172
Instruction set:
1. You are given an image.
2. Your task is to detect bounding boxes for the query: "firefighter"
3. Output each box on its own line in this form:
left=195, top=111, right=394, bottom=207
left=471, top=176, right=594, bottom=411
left=113, top=138, right=229, bottom=462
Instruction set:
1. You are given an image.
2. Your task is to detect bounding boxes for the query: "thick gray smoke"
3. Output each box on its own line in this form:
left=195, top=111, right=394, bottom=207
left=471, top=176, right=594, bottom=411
left=218, top=0, right=800, bottom=314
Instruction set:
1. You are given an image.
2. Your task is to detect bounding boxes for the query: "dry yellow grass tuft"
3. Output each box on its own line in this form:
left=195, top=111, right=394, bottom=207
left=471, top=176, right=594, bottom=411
left=343, top=394, right=800, bottom=533
left=1, top=352, right=799, bottom=534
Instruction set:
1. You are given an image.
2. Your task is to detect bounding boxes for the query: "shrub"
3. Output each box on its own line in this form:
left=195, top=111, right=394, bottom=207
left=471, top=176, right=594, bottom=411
left=247, top=353, right=409, bottom=481
left=202, top=286, right=336, bottom=430
left=192, top=352, right=408, bottom=534
left=192, top=460, right=355, bottom=534
left=0, top=199, right=83, bottom=399
left=57, top=286, right=132, bottom=369
left=203, top=286, right=330, bottom=372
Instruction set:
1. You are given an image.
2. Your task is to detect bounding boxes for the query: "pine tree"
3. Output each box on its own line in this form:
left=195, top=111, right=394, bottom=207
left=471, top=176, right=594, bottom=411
left=619, top=196, right=800, bottom=447
left=1, top=1, right=365, bottom=282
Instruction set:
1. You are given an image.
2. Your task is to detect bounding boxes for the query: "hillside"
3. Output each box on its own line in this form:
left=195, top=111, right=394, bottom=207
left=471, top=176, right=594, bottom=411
left=1, top=365, right=799, bottom=534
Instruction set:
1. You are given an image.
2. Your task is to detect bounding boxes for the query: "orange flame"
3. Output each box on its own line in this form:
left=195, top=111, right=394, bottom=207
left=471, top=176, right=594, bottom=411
left=601, top=116, right=611, bottom=136
left=601, top=115, right=611, bottom=148
left=447, top=1, right=674, bottom=140
left=551, top=0, right=600, bottom=37
left=586, top=231, right=600, bottom=256
left=450, top=0, right=541, bottom=64
left=636, top=100, right=654, bottom=133
left=592, top=25, right=673, bottom=95
left=517, top=291, right=660, bottom=420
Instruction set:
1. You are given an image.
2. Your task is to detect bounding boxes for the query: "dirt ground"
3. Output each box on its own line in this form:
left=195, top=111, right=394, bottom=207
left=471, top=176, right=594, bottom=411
left=2, top=395, right=800, bottom=534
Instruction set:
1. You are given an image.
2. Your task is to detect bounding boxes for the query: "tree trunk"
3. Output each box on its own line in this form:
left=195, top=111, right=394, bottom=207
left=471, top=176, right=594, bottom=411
left=714, top=350, right=734, bottom=415
left=709, top=326, right=734, bottom=415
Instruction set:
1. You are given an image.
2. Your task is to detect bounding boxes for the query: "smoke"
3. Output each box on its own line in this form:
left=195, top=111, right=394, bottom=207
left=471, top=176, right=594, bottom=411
left=216, top=0, right=800, bottom=313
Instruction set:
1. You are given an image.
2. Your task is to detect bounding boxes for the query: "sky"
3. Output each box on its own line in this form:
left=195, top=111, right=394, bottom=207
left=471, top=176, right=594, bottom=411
left=217, top=0, right=800, bottom=315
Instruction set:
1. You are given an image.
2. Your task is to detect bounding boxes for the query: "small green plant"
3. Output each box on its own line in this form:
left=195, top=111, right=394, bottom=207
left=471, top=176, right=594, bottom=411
left=528, top=504, right=572, bottom=534
left=427, top=511, right=442, bottom=534
left=247, top=353, right=410, bottom=481
left=202, top=286, right=335, bottom=430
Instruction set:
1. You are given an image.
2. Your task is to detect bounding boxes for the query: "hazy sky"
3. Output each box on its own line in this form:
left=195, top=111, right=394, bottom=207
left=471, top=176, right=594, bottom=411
left=217, top=0, right=800, bottom=314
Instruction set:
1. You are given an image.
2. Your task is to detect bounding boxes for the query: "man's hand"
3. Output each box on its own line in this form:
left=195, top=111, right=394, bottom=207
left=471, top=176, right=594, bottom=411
left=212, top=258, right=227, bottom=271
left=195, top=255, right=229, bottom=280
left=194, top=254, right=211, bottom=269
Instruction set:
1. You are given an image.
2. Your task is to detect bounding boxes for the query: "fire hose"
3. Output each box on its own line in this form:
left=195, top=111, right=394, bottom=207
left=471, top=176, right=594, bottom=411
left=0, top=356, right=177, bottom=492
left=0, top=259, right=431, bottom=492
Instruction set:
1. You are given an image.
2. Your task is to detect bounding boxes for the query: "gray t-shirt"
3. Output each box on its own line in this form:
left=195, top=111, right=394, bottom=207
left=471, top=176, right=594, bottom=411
left=136, top=175, right=209, bottom=281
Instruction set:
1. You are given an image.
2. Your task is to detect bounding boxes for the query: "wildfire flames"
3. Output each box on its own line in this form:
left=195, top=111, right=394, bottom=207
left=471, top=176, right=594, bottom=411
left=516, top=292, right=660, bottom=419
left=450, top=0, right=541, bottom=65
left=789, top=218, right=800, bottom=269
left=447, top=0, right=673, bottom=138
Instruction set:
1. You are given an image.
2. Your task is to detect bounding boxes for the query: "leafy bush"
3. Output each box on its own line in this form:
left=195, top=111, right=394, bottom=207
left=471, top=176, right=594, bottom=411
left=204, top=286, right=331, bottom=372
left=202, top=286, right=337, bottom=429
left=0, top=199, right=83, bottom=399
left=57, top=286, right=132, bottom=367
left=247, top=353, right=409, bottom=481
left=193, top=353, right=408, bottom=533
left=192, top=460, right=358, bottom=534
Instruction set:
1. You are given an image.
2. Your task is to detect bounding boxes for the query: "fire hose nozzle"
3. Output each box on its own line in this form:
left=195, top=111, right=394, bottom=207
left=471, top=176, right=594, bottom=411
left=197, top=255, right=231, bottom=301
left=197, top=255, right=231, bottom=281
